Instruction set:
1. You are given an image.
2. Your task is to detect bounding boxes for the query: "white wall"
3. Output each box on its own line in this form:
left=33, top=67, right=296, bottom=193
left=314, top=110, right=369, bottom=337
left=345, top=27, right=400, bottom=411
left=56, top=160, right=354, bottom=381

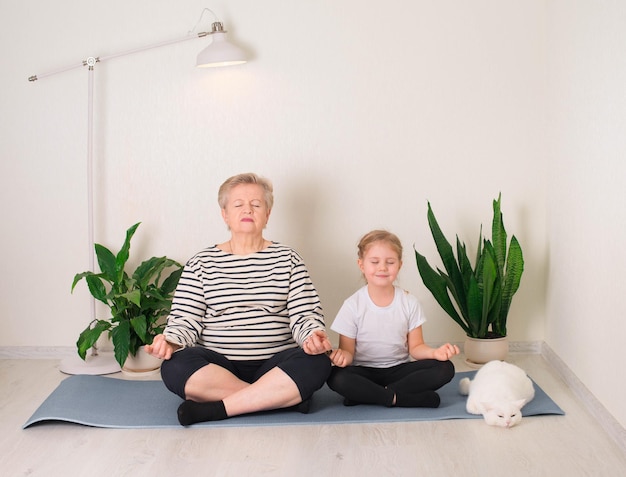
left=546, top=0, right=626, bottom=429
left=1, top=0, right=547, bottom=349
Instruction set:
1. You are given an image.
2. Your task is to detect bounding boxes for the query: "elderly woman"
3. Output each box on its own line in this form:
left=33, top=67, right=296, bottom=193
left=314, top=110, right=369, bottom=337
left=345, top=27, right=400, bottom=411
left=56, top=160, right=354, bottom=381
left=146, top=172, right=332, bottom=426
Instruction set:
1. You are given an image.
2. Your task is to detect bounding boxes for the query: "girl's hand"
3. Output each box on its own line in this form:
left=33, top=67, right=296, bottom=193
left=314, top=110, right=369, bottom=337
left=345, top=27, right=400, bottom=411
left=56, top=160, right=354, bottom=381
left=329, top=349, right=352, bottom=368
left=433, top=343, right=460, bottom=361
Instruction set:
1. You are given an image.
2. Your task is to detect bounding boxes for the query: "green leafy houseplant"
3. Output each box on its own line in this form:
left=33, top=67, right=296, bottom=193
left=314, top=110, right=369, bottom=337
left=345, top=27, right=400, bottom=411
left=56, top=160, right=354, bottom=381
left=414, top=194, right=524, bottom=339
left=72, top=222, right=183, bottom=368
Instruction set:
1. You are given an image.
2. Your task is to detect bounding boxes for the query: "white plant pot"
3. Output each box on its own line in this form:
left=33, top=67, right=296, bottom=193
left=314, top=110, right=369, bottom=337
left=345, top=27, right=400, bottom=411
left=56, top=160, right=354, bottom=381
left=122, top=346, right=162, bottom=377
left=464, top=336, right=509, bottom=368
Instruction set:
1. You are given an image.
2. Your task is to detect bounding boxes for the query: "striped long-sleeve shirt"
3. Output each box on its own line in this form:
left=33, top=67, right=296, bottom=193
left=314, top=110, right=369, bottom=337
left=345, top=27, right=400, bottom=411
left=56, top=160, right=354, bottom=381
left=163, top=242, right=326, bottom=360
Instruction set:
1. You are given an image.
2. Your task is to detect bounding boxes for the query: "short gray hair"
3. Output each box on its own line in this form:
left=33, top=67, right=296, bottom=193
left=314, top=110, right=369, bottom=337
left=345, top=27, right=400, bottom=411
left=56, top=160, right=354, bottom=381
left=217, top=172, right=274, bottom=210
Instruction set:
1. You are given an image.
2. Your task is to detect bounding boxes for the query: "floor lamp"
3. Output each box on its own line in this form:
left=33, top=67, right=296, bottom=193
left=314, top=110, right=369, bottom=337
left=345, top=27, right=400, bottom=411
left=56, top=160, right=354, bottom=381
left=28, top=8, right=247, bottom=375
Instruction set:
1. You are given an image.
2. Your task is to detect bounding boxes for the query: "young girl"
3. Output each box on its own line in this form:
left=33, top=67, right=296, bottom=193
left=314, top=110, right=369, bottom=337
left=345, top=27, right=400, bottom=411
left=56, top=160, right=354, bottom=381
left=327, top=230, right=460, bottom=408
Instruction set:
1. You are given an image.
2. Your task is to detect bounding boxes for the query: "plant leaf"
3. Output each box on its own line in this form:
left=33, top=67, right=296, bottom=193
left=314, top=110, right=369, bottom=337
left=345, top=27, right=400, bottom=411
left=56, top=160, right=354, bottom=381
left=497, top=235, right=524, bottom=335
left=111, top=320, right=131, bottom=368
left=133, top=256, right=163, bottom=289
left=121, top=289, right=142, bottom=307
left=480, top=244, right=498, bottom=336
left=491, top=193, right=507, bottom=278
left=466, top=275, right=482, bottom=337
left=72, top=271, right=97, bottom=292
left=115, top=222, right=141, bottom=283
left=83, top=274, right=108, bottom=304
left=95, top=243, right=117, bottom=282
left=130, top=315, right=148, bottom=343
left=161, top=266, right=183, bottom=295
left=76, top=320, right=111, bottom=359
left=415, top=249, right=470, bottom=335
left=426, top=203, right=468, bottom=318
left=456, top=238, right=474, bottom=290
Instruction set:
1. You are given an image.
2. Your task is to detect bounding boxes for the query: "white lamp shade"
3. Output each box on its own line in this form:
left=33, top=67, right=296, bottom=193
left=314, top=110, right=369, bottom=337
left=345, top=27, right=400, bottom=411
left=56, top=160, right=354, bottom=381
left=196, top=32, right=246, bottom=68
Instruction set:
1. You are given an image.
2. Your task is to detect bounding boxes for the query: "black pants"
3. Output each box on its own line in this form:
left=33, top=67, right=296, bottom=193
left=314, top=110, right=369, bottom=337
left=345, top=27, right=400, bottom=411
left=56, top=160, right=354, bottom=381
left=161, top=346, right=331, bottom=401
left=327, top=359, right=455, bottom=406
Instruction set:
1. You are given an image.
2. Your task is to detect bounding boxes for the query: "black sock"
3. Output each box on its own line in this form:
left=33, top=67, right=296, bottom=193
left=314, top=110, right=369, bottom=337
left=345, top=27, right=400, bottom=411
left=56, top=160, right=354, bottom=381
left=292, top=397, right=312, bottom=414
left=394, top=391, right=441, bottom=408
left=177, top=400, right=228, bottom=426
left=343, top=388, right=395, bottom=407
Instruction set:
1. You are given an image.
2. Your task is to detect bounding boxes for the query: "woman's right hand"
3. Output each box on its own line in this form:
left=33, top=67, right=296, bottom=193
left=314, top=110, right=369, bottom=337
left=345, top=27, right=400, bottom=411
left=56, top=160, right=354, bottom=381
left=144, top=334, right=179, bottom=360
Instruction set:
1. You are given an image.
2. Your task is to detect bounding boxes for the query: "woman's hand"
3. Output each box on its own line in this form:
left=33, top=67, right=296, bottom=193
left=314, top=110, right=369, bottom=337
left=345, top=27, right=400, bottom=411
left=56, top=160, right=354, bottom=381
left=144, top=334, right=179, bottom=360
left=302, top=330, right=333, bottom=356
left=432, top=343, right=460, bottom=361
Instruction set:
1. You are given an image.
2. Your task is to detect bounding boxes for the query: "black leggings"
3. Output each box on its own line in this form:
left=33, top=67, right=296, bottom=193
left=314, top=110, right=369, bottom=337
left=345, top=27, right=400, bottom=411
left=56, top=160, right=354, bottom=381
left=327, top=359, right=455, bottom=407
left=161, top=346, right=332, bottom=401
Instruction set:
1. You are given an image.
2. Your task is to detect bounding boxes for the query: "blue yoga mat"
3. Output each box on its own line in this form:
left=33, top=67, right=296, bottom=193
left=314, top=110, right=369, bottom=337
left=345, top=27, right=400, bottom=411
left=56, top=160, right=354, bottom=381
left=23, top=371, right=564, bottom=429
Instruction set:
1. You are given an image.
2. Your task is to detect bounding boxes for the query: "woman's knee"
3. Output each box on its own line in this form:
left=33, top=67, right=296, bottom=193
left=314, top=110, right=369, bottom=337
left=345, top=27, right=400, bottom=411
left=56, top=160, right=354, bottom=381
left=281, top=352, right=331, bottom=400
left=160, top=354, right=189, bottom=399
left=304, top=353, right=332, bottom=389
left=161, top=347, right=232, bottom=399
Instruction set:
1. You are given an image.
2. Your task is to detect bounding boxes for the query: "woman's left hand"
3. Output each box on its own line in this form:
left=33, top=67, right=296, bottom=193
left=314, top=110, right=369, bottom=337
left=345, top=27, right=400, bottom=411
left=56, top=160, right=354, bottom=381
left=302, top=330, right=333, bottom=356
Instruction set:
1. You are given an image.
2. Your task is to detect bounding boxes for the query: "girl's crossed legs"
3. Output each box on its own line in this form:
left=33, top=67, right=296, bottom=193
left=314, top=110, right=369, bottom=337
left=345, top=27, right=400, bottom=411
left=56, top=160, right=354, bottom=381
left=327, top=359, right=454, bottom=408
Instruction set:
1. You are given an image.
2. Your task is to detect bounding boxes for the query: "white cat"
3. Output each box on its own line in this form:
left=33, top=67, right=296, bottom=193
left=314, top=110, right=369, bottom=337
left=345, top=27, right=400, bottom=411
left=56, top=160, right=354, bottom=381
left=459, top=360, right=535, bottom=428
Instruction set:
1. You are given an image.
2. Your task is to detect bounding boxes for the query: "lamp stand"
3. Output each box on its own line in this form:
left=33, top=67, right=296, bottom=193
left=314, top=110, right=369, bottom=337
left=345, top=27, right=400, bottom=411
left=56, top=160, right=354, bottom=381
left=59, top=350, right=120, bottom=376
left=58, top=59, right=122, bottom=375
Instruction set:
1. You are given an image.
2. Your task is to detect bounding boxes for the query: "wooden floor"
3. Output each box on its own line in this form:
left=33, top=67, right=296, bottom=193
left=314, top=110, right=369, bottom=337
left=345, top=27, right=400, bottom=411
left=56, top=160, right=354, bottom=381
left=1, top=353, right=624, bottom=477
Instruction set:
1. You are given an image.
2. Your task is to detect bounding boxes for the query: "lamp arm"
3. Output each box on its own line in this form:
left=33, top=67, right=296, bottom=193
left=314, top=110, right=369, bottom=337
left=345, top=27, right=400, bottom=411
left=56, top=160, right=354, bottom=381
left=28, top=61, right=85, bottom=82
left=97, top=32, right=206, bottom=63
left=28, top=31, right=215, bottom=82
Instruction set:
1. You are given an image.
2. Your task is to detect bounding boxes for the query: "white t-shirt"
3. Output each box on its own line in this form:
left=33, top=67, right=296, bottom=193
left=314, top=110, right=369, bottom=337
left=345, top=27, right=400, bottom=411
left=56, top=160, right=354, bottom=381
left=331, top=286, right=427, bottom=368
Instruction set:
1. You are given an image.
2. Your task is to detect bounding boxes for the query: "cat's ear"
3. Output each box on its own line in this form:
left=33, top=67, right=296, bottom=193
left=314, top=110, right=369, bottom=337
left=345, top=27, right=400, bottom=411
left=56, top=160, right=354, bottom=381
left=513, top=399, right=526, bottom=409
left=480, top=402, right=493, bottom=412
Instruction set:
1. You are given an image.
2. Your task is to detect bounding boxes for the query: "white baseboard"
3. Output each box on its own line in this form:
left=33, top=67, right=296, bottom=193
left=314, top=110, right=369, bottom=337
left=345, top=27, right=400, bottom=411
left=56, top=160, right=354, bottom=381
left=432, top=340, right=543, bottom=354
left=508, top=340, right=543, bottom=353
left=0, top=346, right=77, bottom=359
left=541, top=342, right=626, bottom=456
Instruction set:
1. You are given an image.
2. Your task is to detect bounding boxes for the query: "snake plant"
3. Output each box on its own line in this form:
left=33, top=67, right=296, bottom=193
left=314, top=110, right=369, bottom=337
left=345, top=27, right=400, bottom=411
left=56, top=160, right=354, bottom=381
left=415, top=194, right=524, bottom=339
left=72, top=222, right=183, bottom=367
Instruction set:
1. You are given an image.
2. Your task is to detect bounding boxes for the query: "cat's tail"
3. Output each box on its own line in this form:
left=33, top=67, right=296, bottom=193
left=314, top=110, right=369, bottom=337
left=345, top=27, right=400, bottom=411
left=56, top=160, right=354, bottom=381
left=459, top=377, right=471, bottom=395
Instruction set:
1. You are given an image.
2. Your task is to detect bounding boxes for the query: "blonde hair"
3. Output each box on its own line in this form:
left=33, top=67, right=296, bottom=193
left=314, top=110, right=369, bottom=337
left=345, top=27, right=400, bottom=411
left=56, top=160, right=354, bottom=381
left=357, top=230, right=403, bottom=260
left=218, top=172, right=274, bottom=210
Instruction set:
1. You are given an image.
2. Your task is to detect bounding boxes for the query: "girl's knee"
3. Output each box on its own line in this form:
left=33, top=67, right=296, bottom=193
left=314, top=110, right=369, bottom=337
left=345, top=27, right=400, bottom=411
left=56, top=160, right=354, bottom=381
left=326, top=367, right=343, bottom=391
left=441, top=359, right=456, bottom=383
left=326, top=366, right=353, bottom=393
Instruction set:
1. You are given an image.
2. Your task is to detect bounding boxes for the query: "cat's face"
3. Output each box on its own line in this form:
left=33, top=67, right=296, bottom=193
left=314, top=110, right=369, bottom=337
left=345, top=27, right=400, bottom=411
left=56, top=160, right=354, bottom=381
left=481, top=399, right=526, bottom=428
